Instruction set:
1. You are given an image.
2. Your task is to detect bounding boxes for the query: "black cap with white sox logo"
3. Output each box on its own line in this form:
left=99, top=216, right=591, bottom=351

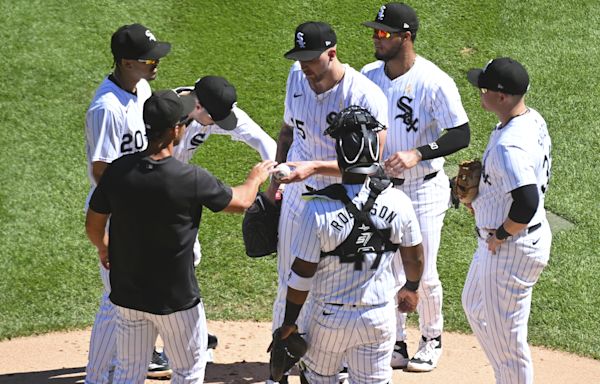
left=284, top=21, right=337, bottom=61
left=111, top=23, right=171, bottom=61
left=363, top=2, right=419, bottom=33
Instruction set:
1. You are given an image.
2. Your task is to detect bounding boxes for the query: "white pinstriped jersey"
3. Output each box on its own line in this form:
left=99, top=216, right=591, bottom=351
left=85, top=77, right=151, bottom=190
left=361, top=56, right=468, bottom=180
left=472, top=108, right=551, bottom=228
left=173, top=106, right=276, bottom=164
left=284, top=63, right=389, bottom=193
left=292, top=181, right=422, bottom=305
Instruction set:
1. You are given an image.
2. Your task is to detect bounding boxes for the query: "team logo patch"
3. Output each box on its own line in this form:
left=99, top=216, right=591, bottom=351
left=145, top=29, right=157, bottom=42
left=395, top=96, right=419, bottom=132
left=296, top=32, right=306, bottom=48
left=377, top=5, right=386, bottom=20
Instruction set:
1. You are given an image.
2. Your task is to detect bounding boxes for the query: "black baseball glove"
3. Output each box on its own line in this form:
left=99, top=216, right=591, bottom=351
left=242, top=192, right=280, bottom=257
left=268, top=326, right=307, bottom=382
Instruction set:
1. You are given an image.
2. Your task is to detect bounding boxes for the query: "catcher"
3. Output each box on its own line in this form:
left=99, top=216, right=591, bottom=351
left=270, top=106, right=423, bottom=383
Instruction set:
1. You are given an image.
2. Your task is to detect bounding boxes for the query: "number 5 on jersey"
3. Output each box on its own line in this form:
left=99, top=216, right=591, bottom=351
left=292, top=118, right=306, bottom=140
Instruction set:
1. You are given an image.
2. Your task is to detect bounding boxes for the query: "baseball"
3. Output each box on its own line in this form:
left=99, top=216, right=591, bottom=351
left=272, top=164, right=291, bottom=182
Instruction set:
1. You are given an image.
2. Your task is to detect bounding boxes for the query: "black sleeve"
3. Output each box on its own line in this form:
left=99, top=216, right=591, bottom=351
left=416, top=122, right=470, bottom=160
left=194, top=167, right=233, bottom=212
left=508, top=184, right=539, bottom=224
left=89, top=171, right=112, bottom=214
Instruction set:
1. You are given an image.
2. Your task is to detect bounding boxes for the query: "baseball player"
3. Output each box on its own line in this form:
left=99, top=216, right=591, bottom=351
left=268, top=21, right=389, bottom=383
left=84, top=23, right=171, bottom=383
left=172, top=75, right=276, bottom=364
left=361, top=3, right=470, bottom=371
left=462, top=57, right=552, bottom=384
left=85, top=89, right=275, bottom=384
left=278, top=107, right=424, bottom=383
left=174, top=76, right=276, bottom=169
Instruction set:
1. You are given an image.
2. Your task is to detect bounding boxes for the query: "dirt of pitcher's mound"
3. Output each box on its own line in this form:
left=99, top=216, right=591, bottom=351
left=0, top=320, right=598, bottom=383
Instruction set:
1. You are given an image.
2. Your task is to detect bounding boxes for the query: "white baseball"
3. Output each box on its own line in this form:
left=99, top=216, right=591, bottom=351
left=273, top=164, right=291, bottom=182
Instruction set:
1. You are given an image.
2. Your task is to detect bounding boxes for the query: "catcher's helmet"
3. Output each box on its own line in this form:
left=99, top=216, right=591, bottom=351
left=324, top=105, right=385, bottom=138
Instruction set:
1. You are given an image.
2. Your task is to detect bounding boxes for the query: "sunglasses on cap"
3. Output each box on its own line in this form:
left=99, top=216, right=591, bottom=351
left=137, top=58, right=160, bottom=65
left=479, top=88, right=488, bottom=94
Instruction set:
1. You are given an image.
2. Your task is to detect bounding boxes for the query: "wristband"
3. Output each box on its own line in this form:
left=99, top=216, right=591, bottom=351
left=287, top=270, right=313, bottom=291
left=403, top=279, right=420, bottom=292
left=283, top=300, right=302, bottom=326
left=495, top=224, right=511, bottom=240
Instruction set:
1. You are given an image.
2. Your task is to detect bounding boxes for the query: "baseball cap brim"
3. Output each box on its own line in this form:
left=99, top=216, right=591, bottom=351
left=362, top=21, right=402, bottom=33
left=179, top=93, right=196, bottom=118
left=139, top=42, right=172, bottom=60
left=466, top=68, right=483, bottom=88
left=284, top=47, right=326, bottom=61
left=213, top=111, right=238, bottom=131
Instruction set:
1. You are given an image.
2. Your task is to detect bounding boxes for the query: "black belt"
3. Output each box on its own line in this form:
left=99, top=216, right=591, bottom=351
left=326, top=302, right=358, bottom=308
left=391, top=171, right=438, bottom=186
left=475, top=223, right=541, bottom=239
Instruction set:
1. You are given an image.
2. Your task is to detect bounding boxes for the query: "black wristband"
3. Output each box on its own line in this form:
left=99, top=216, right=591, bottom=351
left=403, top=279, right=420, bottom=292
left=283, top=300, right=303, bottom=326
left=495, top=224, right=511, bottom=240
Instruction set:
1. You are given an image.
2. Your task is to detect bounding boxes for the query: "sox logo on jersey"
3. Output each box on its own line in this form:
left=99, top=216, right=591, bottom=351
left=395, top=96, right=418, bottom=132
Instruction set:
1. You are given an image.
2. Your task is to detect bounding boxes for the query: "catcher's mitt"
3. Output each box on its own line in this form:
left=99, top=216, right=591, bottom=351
left=269, top=327, right=307, bottom=382
left=452, top=160, right=482, bottom=205
left=242, top=192, right=280, bottom=257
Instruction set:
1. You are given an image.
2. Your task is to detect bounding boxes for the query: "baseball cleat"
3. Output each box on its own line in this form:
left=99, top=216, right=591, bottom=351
left=147, top=349, right=172, bottom=378
left=406, top=335, right=442, bottom=372
left=390, top=340, right=409, bottom=369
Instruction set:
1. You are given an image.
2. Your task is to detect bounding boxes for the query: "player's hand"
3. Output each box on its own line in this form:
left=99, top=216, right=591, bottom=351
left=277, top=161, right=316, bottom=183
left=486, top=231, right=505, bottom=255
left=98, top=247, right=110, bottom=270
left=397, top=288, right=419, bottom=313
left=384, top=149, right=422, bottom=176
left=248, top=160, right=277, bottom=185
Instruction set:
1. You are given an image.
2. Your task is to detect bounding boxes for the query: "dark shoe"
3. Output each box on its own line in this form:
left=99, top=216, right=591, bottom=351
left=147, top=349, right=172, bottom=379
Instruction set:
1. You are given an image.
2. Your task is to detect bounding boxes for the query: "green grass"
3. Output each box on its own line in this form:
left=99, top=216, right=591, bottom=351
left=0, top=0, right=599, bottom=360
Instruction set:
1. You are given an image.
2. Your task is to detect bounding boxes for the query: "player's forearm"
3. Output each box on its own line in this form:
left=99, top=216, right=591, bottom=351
left=416, top=122, right=470, bottom=160
left=275, top=124, right=294, bottom=164
left=400, top=243, right=424, bottom=283
left=311, top=160, right=342, bottom=176
left=85, top=210, right=109, bottom=250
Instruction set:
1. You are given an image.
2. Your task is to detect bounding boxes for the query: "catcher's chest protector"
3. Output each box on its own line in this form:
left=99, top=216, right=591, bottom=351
left=305, top=180, right=399, bottom=270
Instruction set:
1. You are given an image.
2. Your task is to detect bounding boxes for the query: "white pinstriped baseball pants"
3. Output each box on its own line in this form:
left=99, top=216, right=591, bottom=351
left=301, top=301, right=395, bottom=384
left=113, top=301, right=208, bottom=384
left=85, top=264, right=117, bottom=384
left=462, top=221, right=551, bottom=384
left=392, top=172, right=449, bottom=340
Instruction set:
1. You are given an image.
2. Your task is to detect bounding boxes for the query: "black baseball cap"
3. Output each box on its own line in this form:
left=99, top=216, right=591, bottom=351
left=284, top=22, right=337, bottom=61
left=363, top=2, right=419, bottom=33
left=111, top=23, right=171, bottom=61
left=143, top=90, right=195, bottom=138
left=467, top=57, right=530, bottom=95
left=194, top=76, right=238, bottom=131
